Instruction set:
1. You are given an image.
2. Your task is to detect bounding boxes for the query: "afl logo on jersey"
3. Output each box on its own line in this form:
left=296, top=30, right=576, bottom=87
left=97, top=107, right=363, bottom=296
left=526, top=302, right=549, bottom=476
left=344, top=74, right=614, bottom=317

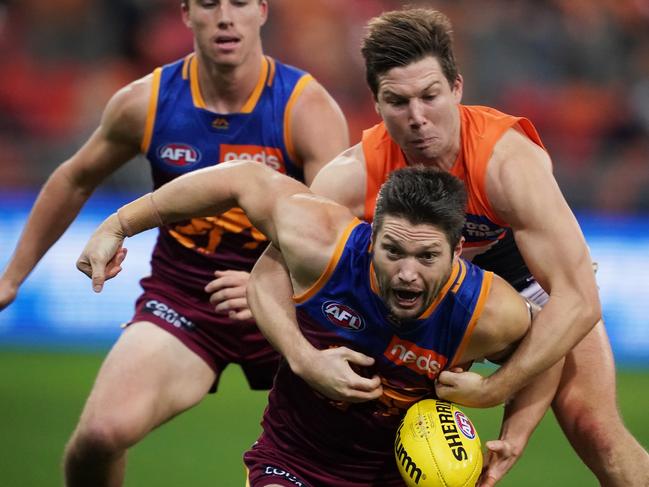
left=158, top=143, right=202, bottom=167
left=322, top=301, right=365, bottom=331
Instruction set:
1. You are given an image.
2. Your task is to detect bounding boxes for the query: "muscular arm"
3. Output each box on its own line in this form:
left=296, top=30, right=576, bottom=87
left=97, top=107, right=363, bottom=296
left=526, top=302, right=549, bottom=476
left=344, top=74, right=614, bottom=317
left=0, top=77, right=151, bottom=310
left=243, top=143, right=383, bottom=401
left=438, top=275, right=564, bottom=486
left=484, top=128, right=601, bottom=400
left=77, top=161, right=353, bottom=295
left=289, top=79, right=349, bottom=184
left=247, top=244, right=383, bottom=402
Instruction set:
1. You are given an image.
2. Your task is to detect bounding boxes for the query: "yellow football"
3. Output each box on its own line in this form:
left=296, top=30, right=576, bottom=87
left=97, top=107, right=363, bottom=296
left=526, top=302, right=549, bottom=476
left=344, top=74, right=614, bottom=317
left=395, top=399, right=482, bottom=487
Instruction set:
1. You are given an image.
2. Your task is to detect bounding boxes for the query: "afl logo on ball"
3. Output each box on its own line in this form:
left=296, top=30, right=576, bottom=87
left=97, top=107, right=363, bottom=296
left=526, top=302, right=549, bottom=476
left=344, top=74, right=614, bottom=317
left=322, top=301, right=365, bottom=331
left=158, top=143, right=202, bottom=167
left=455, top=411, right=477, bottom=439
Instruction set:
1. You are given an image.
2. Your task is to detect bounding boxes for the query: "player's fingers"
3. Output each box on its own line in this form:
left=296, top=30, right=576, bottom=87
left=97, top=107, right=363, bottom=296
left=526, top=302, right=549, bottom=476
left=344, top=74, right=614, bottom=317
left=114, top=247, right=128, bottom=266
left=209, top=287, right=246, bottom=305
left=344, top=386, right=384, bottom=403
left=205, top=276, right=234, bottom=293
left=350, top=374, right=382, bottom=393
left=89, top=259, right=106, bottom=293
left=485, top=440, right=509, bottom=454
left=477, top=474, right=498, bottom=487
left=228, top=308, right=253, bottom=321
left=213, top=297, right=248, bottom=313
left=341, top=348, right=376, bottom=367
left=436, top=370, right=459, bottom=386
left=212, top=270, right=249, bottom=283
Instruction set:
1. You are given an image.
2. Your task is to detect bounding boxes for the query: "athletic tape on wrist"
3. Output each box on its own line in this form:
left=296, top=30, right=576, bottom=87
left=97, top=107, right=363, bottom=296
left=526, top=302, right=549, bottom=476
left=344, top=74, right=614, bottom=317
left=116, top=193, right=164, bottom=237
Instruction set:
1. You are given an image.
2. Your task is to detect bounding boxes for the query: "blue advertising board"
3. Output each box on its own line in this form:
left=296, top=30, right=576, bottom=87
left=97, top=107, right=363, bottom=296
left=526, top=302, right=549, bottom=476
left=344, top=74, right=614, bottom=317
left=1, top=194, right=648, bottom=365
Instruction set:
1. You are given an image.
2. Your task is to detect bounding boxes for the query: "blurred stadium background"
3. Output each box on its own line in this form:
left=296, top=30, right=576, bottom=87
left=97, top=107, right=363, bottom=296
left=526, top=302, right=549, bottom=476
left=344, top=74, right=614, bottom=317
left=0, top=0, right=648, bottom=485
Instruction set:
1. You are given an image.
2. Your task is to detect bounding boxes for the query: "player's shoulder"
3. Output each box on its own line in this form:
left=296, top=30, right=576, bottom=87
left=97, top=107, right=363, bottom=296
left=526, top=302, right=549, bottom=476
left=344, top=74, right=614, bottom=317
left=491, top=127, right=551, bottom=173
left=309, top=142, right=367, bottom=215
left=100, top=73, right=154, bottom=140
left=471, top=273, right=530, bottom=356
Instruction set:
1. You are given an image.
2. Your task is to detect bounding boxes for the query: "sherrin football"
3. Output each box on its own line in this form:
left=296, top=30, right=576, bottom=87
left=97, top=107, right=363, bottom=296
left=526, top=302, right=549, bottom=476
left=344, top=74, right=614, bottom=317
left=395, top=399, right=482, bottom=487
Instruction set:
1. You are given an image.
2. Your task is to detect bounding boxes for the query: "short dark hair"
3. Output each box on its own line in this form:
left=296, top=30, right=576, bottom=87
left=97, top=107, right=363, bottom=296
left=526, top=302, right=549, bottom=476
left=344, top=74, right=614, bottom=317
left=182, top=0, right=264, bottom=7
left=361, top=8, right=459, bottom=99
left=373, top=166, right=466, bottom=250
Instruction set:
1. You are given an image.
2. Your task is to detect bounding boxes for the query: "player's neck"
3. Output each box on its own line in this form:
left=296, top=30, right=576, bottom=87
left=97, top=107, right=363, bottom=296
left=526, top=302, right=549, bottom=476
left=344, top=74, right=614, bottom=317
left=194, top=48, right=265, bottom=114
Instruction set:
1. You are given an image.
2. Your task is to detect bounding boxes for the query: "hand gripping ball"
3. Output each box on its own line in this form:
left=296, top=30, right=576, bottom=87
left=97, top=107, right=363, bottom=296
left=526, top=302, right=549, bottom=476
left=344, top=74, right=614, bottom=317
left=395, top=399, right=482, bottom=487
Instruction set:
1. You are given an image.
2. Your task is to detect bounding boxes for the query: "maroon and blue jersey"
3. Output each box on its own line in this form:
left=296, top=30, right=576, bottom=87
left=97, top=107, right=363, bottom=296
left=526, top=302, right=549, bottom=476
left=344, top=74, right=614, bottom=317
left=244, top=219, right=493, bottom=486
left=141, top=53, right=313, bottom=291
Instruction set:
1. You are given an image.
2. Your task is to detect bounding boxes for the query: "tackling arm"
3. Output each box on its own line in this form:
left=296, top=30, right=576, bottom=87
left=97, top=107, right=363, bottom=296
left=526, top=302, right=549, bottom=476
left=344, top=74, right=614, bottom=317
left=437, top=275, right=564, bottom=485
left=483, top=128, right=601, bottom=402
left=247, top=244, right=383, bottom=402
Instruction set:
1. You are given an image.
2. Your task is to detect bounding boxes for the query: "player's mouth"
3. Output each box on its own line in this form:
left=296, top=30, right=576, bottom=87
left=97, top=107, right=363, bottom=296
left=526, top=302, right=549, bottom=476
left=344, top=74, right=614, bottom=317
left=410, top=136, right=434, bottom=149
left=214, top=35, right=241, bottom=51
left=392, top=288, right=423, bottom=309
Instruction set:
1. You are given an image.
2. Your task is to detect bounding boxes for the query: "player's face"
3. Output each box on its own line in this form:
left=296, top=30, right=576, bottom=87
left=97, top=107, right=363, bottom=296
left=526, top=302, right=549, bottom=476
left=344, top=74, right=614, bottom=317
left=182, top=0, right=267, bottom=67
left=372, top=215, right=462, bottom=323
left=375, top=56, right=463, bottom=166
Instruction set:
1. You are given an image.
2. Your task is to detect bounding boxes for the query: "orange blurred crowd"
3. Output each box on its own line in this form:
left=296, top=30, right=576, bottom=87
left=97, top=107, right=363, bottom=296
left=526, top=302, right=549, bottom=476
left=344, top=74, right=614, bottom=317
left=1, top=0, right=648, bottom=212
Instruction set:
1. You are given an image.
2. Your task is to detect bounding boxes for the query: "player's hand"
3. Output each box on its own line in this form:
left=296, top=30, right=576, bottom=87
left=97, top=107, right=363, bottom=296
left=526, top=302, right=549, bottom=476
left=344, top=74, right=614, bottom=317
left=435, top=369, right=502, bottom=408
left=205, top=270, right=252, bottom=320
left=293, top=347, right=383, bottom=403
left=0, top=278, right=18, bottom=311
left=476, top=440, right=521, bottom=487
left=76, top=215, right=128, bottom=293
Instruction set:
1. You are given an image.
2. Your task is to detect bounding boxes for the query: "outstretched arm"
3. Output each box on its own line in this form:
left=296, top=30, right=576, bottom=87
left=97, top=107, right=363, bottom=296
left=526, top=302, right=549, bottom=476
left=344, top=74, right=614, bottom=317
left=477, top=357, right=563, bottom=487
left=0, top=76, right=150, bottom=310
left=483, top=128, right=601, bottom=402
left=77, top=161, right=344, bottom=295
left=247, top=244, right=383, bottom=402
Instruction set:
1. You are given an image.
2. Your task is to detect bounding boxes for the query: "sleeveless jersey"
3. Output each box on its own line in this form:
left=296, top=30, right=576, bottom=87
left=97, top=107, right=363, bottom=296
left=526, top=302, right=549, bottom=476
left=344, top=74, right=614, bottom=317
left=141, top=53, right=313, bottom=291
left=257, top=219, right=493, bottom=483
left=362, top=104, right=546, bottom=289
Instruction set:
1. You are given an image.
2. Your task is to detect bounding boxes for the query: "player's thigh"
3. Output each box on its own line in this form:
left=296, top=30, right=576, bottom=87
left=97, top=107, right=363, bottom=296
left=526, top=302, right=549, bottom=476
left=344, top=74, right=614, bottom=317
left=552, top=319, right=617, bottom=417
left=79, top=321, right=217, bottom=437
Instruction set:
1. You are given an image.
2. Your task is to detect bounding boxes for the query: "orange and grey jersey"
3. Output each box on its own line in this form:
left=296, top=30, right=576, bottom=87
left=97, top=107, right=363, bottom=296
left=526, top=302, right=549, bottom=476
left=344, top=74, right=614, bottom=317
left=250, top=220, right=493, bottom=484
left=141, top=54, right=313, bottom=291
left=362, top=105, right=547, bottom=290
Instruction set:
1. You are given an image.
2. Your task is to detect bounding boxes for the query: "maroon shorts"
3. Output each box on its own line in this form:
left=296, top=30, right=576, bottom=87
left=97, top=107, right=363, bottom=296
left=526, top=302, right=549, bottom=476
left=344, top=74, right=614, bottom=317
left=127, top=274, right=280, bottom=392
left=244, top=434, right=405, bottom=487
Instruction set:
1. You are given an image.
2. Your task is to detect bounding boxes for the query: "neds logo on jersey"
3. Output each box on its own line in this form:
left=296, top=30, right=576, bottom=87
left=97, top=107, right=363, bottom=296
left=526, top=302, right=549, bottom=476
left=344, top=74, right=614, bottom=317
left=158, top=143, right=202, bottom=167
left=322, top=301, right=365, bottom=331
left=220, top=144, right=286, bottom=173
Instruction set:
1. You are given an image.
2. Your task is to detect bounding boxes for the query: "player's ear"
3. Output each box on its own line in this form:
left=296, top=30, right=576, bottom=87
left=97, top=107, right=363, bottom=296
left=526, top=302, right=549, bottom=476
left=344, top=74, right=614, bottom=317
left=259, top=0, right=269, bottom=26
left=181, top=1, right=191, bottom=28
left=453, top=236, right=464, bottom=261
left=452, top=75, right=463, bottom=103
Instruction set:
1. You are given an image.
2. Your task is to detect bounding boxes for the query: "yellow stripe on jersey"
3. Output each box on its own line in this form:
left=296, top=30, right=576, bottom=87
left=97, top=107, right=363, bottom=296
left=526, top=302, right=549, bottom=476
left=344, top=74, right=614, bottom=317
left=294, top=218, right=362, bottom=304
left=140, top=67, right=162, bottom=153
left=283, top=74, right=315, bottom=165
left=266, top=56, right=276, bottom=87
left=449, top=271, right=494, bottom=368
left=181, top=53, right=193, bottom=80
left=189, top=55, right=207, bottom=109
left=419, top=260, right=462, bottom=319
left=240, top=56, right=270, bottom=113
